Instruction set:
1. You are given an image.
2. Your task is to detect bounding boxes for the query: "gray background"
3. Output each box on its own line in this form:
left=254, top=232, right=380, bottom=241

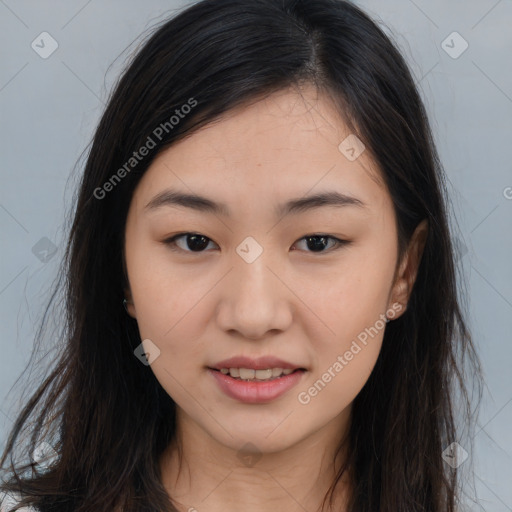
left=0, top=0, right=511, bottom=510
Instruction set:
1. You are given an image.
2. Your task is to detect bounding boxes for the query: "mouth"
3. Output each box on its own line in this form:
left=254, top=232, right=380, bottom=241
left=209, top=367, right=305, bottom=382
left=207, top=356, right=307, bottom=403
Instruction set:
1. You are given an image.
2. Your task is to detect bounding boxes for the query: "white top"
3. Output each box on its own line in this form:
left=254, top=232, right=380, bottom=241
left=0, top=492, right=37, bottom=512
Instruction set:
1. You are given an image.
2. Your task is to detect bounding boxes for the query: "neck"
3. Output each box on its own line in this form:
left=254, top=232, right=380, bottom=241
left=160, top=409, right=352, bottom=512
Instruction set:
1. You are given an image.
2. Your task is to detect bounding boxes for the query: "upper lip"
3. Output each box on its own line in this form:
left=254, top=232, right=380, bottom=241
left=209, top=356, right=305, bottom=371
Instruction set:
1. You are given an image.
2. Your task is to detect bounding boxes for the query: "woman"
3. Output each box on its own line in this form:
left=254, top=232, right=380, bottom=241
left=0, top=0, right=481, bottom=510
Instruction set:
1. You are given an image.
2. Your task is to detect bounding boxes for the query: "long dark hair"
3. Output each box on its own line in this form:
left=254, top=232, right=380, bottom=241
left=0, top=0, right=481, bottom=510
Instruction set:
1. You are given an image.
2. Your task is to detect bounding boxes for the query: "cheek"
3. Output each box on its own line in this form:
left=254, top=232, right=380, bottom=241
left=297, top=278, right=389, bottom=413
left=133, top=279, right=209, bottom=359
left=298, top=245, right=395, bottom=402
left=130, top=272, right=210, bottom=404
left=126, top=234, right=206, bottom=337
left=309, top=297, right=386, bottom=399
left=311, top=252, right=394, bottom=344
left=297, top=338, right=382, bottom=414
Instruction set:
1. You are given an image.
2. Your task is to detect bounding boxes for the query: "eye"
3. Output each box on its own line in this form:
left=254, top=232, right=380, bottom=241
left=163, top=232, right=349, bottom=254
left=291, top=234, right=349, bottom=254
left=163, top=233, right=218, bottom=253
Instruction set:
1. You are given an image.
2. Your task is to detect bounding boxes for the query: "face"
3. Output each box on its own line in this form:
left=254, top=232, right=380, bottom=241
left=123, top=85, right=426, bottom=455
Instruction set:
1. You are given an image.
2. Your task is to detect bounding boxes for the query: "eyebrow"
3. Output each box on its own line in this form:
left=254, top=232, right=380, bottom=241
left=144, top=189, right=367, bottom=217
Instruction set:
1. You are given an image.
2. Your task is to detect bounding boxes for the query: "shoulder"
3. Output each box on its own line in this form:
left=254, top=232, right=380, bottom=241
left=0, top=492, right=38, bottom=512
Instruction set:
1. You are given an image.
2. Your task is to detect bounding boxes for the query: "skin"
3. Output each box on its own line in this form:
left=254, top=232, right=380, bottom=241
left=123, top=84, right=428, bottom=512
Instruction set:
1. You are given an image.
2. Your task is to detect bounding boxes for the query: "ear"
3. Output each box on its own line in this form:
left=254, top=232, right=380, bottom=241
left=123, top=287, right=137, bottom=318
left=388, top=219, right=428, bottom=319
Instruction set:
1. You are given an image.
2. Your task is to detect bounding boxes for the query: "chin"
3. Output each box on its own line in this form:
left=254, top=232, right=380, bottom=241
left=198, top=414, right=308, bottom=454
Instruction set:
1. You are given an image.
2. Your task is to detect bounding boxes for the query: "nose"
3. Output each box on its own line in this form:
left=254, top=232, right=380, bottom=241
left=216, top=254, right=293, bottom=340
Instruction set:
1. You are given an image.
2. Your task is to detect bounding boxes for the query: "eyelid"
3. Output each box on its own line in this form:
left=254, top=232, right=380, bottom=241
left=162, top=232, right=350, bottom=254
left=292, top=234, right=349, bottom=253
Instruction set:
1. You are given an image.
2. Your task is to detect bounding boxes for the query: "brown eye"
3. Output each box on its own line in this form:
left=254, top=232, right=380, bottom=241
left=163, top=233, right=349, bottom=255
left=164, top=233, right=217, bottom=252
left=291, top=235, right=349, bottom=254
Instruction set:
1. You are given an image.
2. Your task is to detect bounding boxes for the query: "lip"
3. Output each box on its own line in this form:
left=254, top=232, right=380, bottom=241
left=208, top=367, right=306, bottom=404
left=210, top=355, right=304, bottom=371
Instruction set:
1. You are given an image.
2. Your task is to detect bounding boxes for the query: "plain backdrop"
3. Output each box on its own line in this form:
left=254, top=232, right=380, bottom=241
left=1, top=0, right=511, bottom=510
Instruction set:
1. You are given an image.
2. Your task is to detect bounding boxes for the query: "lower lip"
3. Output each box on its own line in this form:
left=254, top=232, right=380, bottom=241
left=207, top=369, right=306, bottom=404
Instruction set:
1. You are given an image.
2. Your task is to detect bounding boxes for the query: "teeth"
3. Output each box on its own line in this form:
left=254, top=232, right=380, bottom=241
left=238, top=368, right=255, bottom=380
left=218, top=367, right=298, bottom=381
left=272, top=368, right=283, bottom=377
left=255, top=369, right=273, bottom=380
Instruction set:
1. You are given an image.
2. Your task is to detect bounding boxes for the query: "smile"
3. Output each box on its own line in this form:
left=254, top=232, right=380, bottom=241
left=208, top=367, right=306, bottom=403
left=218, top=367, right=296, bottom=381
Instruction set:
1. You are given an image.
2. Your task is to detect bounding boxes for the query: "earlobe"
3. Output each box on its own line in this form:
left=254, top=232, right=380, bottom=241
left=123, top=288, right=136, bottom=318
left=388, top=219, right=428, bottom=318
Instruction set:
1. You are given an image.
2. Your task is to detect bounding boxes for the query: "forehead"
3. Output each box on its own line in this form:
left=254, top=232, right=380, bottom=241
left=133, top=85, right=392, bottom=218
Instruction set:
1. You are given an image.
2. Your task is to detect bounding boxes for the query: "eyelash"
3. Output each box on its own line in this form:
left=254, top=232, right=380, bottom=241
left=162, top=232, right=350, bottom=255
